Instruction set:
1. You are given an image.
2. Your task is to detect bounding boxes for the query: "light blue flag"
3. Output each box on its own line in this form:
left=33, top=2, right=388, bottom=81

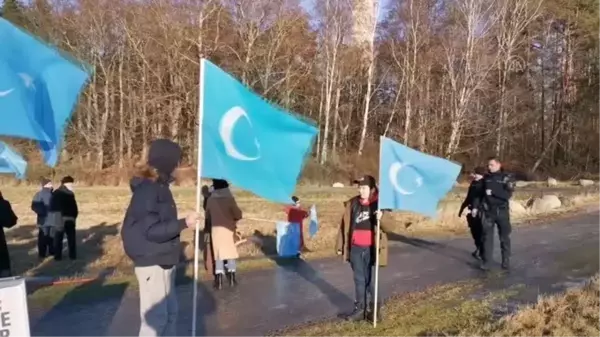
left=0, top=18, right=92, bottom=167
left=309, top=204, right=319, bottom=238
left=201, top=59, right=318, bottom=204
left=276, top=221, right=301, bottom=257
left=378, top=136, right=461, bottom=217
left=0, top=141, right=27, bottom=179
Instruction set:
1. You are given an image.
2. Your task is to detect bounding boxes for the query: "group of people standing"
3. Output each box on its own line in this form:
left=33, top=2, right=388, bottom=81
left=119, top=139, right=517, bottom=335
left=120, top=139, right=248, bottom=336
left=334, top=157, right=516, bottom=324
left=0, top=175, right=79, bottom=278
left=32, top=176, right=79, bottom=261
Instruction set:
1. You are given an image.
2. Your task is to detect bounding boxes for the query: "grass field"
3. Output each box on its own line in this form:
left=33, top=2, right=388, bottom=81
left=2, top=183, right=598, bottom=279
left=278, top=274, right=600, bottom=336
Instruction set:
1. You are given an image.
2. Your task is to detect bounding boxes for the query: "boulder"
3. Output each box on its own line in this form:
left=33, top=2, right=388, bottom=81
left=547, top=177, right=558, bottom=187
left=579, top=179, right=594, bottom=187
left=515, top=181, right=531, bottom=188
left=332, top=182, right=345, bottom=188
left=509, top=200, right=527, bottom=215
left=530, top=195, right=562, bottom=212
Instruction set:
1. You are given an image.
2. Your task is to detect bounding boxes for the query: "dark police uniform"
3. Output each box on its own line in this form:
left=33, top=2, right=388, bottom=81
left=476, top=171, right=515, bottom=270
left=459, top=178, right=485, bottom=258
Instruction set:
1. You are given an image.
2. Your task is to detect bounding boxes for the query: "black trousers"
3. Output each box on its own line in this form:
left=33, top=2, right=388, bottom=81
left=350, top=245, right=379, bottom=309
left=54, top=221, right=77, bottom=260
left=466, top=214, right=483, bottom=254
left=38, top=227, right=54, bottom=258
left=481, top=208, right=511, bottom=265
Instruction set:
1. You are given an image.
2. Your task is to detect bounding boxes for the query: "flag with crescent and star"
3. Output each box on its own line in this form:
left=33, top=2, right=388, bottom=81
left=0, top=141, right=27, bottom=179
left=200, top=59, right=318, bottom=204
left=378, top=136, right=461, bottom=218
left=0, top=18, right=92, bottom=167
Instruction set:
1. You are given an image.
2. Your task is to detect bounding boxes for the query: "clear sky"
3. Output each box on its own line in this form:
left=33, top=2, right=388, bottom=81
left=300, top=0, right=393, bottom=22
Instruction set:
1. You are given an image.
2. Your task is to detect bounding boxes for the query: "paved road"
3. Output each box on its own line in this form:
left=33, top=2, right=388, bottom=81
left=30, top=208, right=599, bottom=336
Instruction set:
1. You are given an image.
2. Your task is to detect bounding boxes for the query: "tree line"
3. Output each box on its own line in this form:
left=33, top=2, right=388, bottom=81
left=1, top=0, right=598, bottom=182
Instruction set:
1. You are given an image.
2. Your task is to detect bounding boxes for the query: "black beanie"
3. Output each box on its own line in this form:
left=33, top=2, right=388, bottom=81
left=148, top=139, right=182, bottom=175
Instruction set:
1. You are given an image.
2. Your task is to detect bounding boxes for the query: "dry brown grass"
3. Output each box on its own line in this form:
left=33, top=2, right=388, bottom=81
left=1, top=184, right=597, bottom=278
left=479, top=275, right=600, bottom=336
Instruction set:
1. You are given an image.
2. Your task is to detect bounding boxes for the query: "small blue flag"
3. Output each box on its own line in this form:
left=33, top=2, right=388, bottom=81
left=0, top=18, right=92, bottom=167
left=0, top=141, right=27, bottom=179
left=201, top=59, right=318, bottom=204
left=276, top=221, right=301, bottom=257
left=309, top=204, right=319, bottom=238
left=378, top=136, right=461, bottom=217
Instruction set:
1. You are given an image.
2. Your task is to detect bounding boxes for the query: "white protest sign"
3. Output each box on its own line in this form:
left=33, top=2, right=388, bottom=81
left=0, top=277, right=30, bottom=337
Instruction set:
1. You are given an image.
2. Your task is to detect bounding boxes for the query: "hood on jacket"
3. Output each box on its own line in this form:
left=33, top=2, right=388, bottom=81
left=148, top=139, right=182, bottom=176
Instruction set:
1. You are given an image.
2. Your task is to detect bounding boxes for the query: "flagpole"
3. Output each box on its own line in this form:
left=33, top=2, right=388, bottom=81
left=373, top=135, right=383, bottom=328
left=192, top=58, right=205, bottom=337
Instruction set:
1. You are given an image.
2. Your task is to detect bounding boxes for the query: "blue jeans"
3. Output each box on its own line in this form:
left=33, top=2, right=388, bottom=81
left=215, top=259, right=236, bottom=274
left=350, top=245, right=378, bottom=309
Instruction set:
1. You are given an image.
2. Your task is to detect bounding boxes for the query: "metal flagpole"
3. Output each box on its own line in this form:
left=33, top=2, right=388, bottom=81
left=191, top=58, right=205, bottom=337
left=373, top=217, right=381, bottom=327
left=373, top=136, right=383, bottom=328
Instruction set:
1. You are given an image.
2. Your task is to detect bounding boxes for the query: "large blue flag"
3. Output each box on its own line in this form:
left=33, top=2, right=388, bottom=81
left=0, top=141, right=27, bottom=179
left=0, top=18, right=91, bottom=167
left=378, top=136, right=461, bottom=217
left=200, top=59, right=318, bottom=204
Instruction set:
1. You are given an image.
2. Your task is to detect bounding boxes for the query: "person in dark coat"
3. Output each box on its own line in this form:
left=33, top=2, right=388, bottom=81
left=50, top=176, right=79, bottom=260
left=31, top=177, right=54, bottom=258
left=0, top=191, right=18, bottom=277
left=476, top=157, right=515, bottom=271
left=121, top=139, right=199, bottom=336
left=458, top=167, right=486, bottom=260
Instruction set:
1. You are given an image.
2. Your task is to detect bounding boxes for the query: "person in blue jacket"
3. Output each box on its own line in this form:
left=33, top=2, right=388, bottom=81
left=121, top=139, right=199, bottom=336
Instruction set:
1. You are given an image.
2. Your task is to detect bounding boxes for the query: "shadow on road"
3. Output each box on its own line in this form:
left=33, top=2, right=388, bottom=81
left=7, top=222, right=121, bottom=279
left=387, top=232, right=480, bottom=268
left=254, top=231, right=352, bottom=315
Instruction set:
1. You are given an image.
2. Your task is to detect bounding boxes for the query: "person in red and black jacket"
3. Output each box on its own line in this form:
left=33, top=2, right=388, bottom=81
left=336, top=175, right=392, bottom=322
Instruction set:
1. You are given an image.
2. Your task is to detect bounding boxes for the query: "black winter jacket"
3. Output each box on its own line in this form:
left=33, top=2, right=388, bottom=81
left=121, top=177, right=187, bottom=267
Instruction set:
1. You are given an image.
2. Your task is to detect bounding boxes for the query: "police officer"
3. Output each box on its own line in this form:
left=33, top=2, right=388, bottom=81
left=475, top=157, right=515, bottom=271
left=458, top=167, right=486, bottom=260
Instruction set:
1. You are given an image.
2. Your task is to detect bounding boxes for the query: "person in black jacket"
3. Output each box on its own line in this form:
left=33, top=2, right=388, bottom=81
left=477, top=157, right=515, bottom=271
left=50, top=176, right=79, bottom=260
left=458, top=167, right=486, bottom=260
left=0, top=191, right=17, bottom=277
left=121, top=139, right=198, bottom=337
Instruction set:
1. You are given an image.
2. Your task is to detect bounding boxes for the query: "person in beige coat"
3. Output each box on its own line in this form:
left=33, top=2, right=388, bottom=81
left=205, top=179, right=242, bottom=289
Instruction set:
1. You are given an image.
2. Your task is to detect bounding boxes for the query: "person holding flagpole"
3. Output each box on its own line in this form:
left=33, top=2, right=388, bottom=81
left=121, top=139, right=199, bottom=336
left=336, top=175, right=389, bottom=322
